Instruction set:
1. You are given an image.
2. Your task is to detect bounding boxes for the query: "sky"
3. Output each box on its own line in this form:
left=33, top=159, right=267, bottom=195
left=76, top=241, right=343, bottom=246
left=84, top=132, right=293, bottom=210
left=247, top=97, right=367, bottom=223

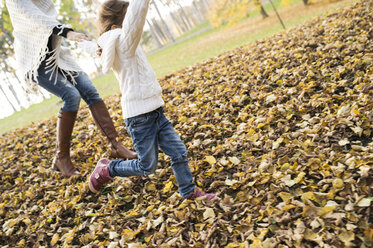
left=0, top=0, right=197, bottom=119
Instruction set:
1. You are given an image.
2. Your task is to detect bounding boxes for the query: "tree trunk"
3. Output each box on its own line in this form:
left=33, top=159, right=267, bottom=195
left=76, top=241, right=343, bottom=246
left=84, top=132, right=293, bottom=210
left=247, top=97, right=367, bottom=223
left=170, top=11, right=186, bottom=34
left=152, top=19, right=169, bottom=44
left=152, top=0, right=175, bottom=42
left=193, top=1, right=206, bottom=23
left=302, top=0, right=309, bottom=5
left=160, top=1, right=186, bottom=35
left=146, top=19, right=163, bottom=48
left=0, top=82, right=17, bottom=113
left=269, top=0, right=286, bottom=30
left=260, top=5, right=269, bottom=18
left=197, top=0, right=209, bottom=15
left=176, top=1, right=195, bottom=29
left=3, top=71, right=22, bottom=109
left=13, top=73, right=31, bottom=105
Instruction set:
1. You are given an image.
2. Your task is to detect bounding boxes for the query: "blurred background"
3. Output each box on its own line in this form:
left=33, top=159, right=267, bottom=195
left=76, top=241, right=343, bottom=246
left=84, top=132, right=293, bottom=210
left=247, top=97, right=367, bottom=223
left=0, top=0, right=345, bottom=132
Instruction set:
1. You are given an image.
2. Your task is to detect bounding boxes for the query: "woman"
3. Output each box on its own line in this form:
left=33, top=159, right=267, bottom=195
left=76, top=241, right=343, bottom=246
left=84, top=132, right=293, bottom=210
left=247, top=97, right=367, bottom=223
left=6, top=0, right=136, bottom=177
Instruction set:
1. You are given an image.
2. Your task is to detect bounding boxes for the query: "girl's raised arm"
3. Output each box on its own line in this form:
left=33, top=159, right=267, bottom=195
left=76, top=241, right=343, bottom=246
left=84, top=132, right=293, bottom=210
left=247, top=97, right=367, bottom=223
left=119, top=0, right=151, bottom=56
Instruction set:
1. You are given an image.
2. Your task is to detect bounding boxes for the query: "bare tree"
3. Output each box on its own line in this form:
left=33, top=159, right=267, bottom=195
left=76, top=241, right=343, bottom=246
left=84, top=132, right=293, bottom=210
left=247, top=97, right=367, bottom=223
left=152, top=0, right=175, bottom=42
left=0, top=82, right=17, bottom=112
left=174, top=0, right=195, bottom=29
left=160, top=0, right=187, bottom=34
left=146, top=19, right=163, bottom=48
left=192, top=1, right=206, bottom=23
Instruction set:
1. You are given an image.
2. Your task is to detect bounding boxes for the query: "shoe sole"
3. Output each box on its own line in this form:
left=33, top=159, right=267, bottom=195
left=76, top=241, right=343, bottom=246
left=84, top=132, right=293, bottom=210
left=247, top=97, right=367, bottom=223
left=88, top=158, right=110, bottom=194
left=88, top=177, right=99, bottom=194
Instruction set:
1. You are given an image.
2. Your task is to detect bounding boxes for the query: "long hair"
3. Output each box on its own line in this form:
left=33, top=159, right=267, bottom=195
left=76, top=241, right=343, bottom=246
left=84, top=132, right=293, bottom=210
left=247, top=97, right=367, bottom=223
left=98, top=0, right=129, bottom=36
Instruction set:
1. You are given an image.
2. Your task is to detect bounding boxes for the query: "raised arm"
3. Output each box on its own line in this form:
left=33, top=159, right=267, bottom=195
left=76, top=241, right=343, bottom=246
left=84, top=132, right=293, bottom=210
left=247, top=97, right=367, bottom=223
left=119, top=0, right=151, bottom=56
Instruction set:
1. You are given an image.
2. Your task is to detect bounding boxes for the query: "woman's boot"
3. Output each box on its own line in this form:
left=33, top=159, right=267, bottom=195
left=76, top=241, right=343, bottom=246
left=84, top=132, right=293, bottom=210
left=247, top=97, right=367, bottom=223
left=89, top=100, right=137, bottom=159
left=52, top=110, right=81, bottom=177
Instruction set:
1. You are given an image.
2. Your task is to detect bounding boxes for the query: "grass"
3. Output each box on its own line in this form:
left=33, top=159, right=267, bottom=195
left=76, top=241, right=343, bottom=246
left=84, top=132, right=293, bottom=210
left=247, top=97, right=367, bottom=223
left=0, top=0, right=356, bottom=135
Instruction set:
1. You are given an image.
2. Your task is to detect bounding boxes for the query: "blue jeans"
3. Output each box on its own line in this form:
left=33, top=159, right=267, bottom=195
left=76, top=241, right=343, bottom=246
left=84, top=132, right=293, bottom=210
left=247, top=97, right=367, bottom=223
left=37, top=62, right=102, bottom=112
left=108, top=107, right=195, bottom=198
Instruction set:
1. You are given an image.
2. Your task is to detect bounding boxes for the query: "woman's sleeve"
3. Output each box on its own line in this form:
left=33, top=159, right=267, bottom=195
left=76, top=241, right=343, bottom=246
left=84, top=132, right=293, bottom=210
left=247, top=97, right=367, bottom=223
left=119, top=0, right=151, bottom=56
left=52, top=26, right=74, bottom=38
left=6, top=0, right=60, bottom=28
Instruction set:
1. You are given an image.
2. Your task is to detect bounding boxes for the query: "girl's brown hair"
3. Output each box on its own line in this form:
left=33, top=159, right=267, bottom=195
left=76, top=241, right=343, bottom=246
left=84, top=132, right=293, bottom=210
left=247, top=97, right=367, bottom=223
left=98, top=0, right=129, bottom=36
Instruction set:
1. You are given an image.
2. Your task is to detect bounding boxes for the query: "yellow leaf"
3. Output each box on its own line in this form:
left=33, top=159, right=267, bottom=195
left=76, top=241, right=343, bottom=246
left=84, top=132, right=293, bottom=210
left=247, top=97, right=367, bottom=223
left=294, top=172, right=306, bottom=184
left=163, top=181, right=174, bottom=194
left=257, top=123, right=266, bottom=128
left=51, top=234, right=59, bottom=246
left=122, top=229, right=139, bottom=242
left=205, top=156, right=216, bottom=165
left=203, top=208, right=216, bottom=219
left=17, top=239, right=26, bottom=246
left=317, top=206, right=336, bottom=216
left=281, top=204, right=296, bottom=211
left=301, top=192, right=316, bottom=202
left=229, top=156, right=240, bottom=165
left=304, top=229, right=317, bottom=241
left=145, top=235, right=153, bottom=243
left=278, top=192, right=292, bottom=204
left=178, top=116, right=187, bottom=122
left=145, top=183, right=157, bottom=192
left=338, top=230, right=355, bottom=246
left=332, top=178, right=344, bottom=189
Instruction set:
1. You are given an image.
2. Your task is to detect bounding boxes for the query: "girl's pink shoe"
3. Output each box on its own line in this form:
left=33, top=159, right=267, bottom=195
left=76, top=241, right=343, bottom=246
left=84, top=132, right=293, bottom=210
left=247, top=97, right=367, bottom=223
left=89, top=158, right=114, bottom=193
left=186, top=188, right=216, bottom=200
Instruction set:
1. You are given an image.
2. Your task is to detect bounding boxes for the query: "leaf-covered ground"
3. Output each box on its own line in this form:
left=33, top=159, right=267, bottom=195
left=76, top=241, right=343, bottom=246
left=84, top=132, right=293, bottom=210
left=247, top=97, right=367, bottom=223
left=1, top=1, right=372, bottom=247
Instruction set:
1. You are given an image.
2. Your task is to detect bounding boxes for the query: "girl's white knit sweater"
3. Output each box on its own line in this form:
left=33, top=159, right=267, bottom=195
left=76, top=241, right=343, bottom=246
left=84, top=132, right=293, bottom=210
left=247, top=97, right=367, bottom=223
left=97, top=0, right=164, bottom=119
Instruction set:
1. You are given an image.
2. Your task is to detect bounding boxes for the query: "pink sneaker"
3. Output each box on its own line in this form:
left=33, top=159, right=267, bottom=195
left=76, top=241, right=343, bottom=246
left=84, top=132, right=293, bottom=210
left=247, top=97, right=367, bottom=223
left=187, top=188, right=216, bottom=200
left=89, top=158, right=114, bottom=193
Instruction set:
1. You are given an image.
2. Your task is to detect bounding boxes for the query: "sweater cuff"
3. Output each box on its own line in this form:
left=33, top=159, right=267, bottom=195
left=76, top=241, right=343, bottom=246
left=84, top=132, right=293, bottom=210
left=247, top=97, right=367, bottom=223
left=53, top=26, right=74, bottom=38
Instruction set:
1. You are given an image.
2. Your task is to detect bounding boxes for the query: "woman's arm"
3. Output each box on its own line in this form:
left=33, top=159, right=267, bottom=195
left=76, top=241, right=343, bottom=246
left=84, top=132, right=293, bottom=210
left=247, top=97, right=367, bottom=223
left=53, top=25, right=90, bottom=42
left=6, top=0, right=89, bottom=42
left=6, top=0, right=60, bottom=28
left=52, top=26, right=73, bottom=37
left=120, top=0, right=151, bottom=56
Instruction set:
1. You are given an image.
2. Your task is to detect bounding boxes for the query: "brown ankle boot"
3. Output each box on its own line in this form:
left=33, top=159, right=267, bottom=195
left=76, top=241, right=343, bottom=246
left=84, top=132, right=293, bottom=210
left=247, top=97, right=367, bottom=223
left=52, top=110, right=80, bottom=177
left=89, top=101, right=137, bottom=160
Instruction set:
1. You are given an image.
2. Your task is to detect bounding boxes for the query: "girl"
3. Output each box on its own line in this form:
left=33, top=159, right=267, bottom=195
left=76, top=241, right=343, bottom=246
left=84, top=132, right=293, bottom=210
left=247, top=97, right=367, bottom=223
left=6, top=0, right=137, bottom=177
left=88, top=0, right=216, bottom=200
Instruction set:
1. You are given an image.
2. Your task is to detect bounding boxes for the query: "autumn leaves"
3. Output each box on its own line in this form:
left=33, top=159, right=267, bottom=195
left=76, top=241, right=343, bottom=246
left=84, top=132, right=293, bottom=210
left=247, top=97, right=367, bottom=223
left=0, top=0, right=372, bottom=247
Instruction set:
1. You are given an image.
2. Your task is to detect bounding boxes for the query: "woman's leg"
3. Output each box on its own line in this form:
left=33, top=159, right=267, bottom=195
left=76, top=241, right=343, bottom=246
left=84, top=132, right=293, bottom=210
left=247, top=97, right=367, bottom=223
left=72, top=72, right=136, bottom=159
left=37, top=65, right=81, bottom=177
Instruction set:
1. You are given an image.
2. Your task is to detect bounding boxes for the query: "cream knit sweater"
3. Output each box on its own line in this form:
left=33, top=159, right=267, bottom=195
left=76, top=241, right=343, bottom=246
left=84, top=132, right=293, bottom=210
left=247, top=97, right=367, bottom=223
left=97, top=0, right=164, bottom=119
left=6, top=0, right=82, bottom=92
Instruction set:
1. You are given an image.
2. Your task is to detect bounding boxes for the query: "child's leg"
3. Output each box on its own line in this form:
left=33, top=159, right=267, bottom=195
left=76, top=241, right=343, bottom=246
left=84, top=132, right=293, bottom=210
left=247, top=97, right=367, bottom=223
left=108, top=111, right=160, bottom=177
left=157, top=111, right=195, bottom=198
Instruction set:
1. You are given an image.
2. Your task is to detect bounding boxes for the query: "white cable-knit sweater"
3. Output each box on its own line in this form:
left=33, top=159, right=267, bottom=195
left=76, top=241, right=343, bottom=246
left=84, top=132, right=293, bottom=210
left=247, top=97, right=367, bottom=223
left=6, top=0, right=82, bottom=92
left=97, top=0, right=164, bottom=119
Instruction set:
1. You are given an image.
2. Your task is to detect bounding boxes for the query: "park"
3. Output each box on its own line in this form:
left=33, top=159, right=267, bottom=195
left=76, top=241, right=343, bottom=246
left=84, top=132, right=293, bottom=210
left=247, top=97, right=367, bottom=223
left=0, top=0, right=372, bottom=247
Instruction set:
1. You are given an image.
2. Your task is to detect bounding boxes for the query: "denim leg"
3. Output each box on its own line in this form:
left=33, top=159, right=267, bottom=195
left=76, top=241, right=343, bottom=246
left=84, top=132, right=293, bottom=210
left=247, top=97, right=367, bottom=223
left=37, top=65, right=81, bottom=112
left=72, top=72, right=102, bottom=106
left=108, top=112, right=159, bottom=177
left=157, top=112, right=195, bottom=198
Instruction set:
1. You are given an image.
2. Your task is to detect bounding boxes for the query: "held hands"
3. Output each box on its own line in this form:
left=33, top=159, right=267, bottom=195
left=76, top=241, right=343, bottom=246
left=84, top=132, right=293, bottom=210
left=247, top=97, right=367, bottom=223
left=66, top=31, right=91, bottom=42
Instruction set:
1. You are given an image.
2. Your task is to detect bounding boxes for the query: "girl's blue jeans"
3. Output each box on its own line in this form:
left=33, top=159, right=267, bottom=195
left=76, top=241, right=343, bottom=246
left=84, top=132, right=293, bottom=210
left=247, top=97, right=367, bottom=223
left=108, top=107, right=195, bottom=198
left=37, top=62, right=102, bottom=112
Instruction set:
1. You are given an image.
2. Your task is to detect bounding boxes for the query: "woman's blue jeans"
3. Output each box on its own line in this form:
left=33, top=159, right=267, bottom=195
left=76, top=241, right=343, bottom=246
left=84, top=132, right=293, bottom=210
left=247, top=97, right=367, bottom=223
left=108, top=107, right=195, bottom=198
left=37, top=62, right=102, bottom=112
